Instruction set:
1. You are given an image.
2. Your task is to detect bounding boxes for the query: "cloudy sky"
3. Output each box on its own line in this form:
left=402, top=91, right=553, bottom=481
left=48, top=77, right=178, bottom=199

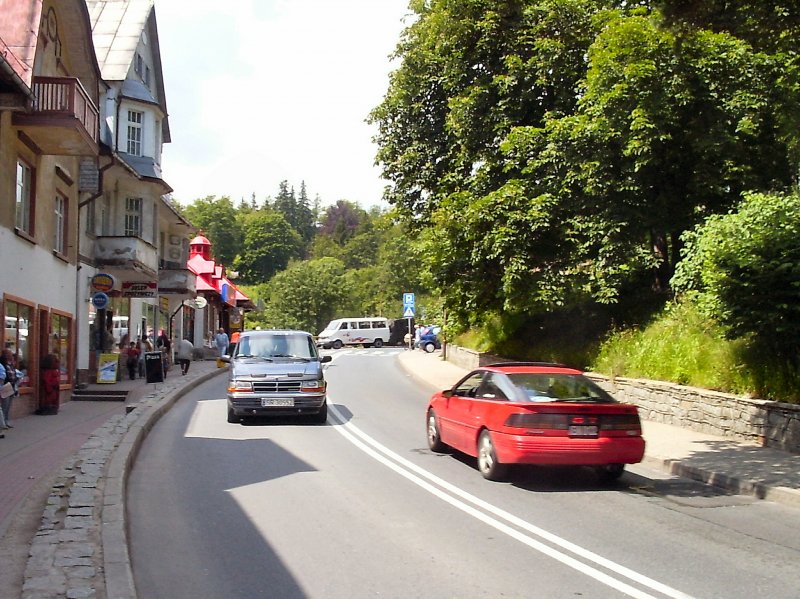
left=155, top=0, right=411, bottom=208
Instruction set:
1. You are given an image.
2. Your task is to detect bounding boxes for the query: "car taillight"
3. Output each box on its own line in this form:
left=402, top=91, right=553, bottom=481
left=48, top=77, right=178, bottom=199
left=505, top=413, right=569, bottom=429
left=600, top=414, right=642, bottom=433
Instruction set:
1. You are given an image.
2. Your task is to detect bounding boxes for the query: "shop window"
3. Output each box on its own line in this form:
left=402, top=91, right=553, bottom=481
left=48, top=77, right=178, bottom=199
left=3, top=299, right=34, bottom=388
left=49, top=311, right=72, bottom=384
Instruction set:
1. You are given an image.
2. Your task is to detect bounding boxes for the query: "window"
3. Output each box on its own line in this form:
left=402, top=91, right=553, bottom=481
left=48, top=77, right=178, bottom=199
left=127, top=110, right=143, bottom=156
left=144, top=65, right=151, bottom=88
left=15, top=160, right=34, bottom=234
left=134, top=53, right=143, bottom=76
left=86, top=198, right=96, bottom=235
left=124, top=197, right=142, bottom=236
left=54, top=193, right=67, bottom=254
left=50, top=311, right=72, bottom=385
left=358, top=321, right=371, bottom=329
left=3, top=300, right=33, bottom=388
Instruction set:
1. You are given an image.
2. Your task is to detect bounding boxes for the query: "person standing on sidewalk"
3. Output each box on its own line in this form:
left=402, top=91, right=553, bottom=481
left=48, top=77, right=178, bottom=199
left=1, top=349, right=20, bottom=429
left=37, top=352, right=60, bottom=415
left=125, top=342, right=140, bottom=380
left=215, top=328, right=229, bottom=358
left=176, top=337, right=194, bottom=375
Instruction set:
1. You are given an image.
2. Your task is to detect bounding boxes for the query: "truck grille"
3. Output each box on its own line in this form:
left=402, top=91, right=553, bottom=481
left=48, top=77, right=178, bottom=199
left=252, top=381, right=302, bottom=393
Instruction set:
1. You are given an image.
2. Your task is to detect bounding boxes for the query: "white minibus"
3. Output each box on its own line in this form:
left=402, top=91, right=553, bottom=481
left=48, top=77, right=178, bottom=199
left=317, top=317, right=391, bottom=349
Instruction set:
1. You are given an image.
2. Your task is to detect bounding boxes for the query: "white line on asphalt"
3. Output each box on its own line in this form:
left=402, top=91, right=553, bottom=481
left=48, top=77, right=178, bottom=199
left=328, top=403, right=696, bottom=599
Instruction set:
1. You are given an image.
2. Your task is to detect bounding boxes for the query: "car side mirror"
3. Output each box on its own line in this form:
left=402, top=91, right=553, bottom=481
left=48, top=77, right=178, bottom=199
left=320, top=355, right=332, bottom=363
left=220, top=355, right=231, bottom=363
left=442, top=389, right=453, bottom=398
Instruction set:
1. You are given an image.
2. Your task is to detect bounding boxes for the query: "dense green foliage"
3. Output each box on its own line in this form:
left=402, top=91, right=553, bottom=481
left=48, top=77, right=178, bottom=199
left=370, top=0, right=799, bottom=323
left=179, top=184, right=430, bottom=336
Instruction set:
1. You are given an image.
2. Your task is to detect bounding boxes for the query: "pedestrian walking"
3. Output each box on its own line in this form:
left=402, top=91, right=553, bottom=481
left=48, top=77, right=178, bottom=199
left=215, top=327, right=229, bottom=358
left=176, top=337, right=194, bottom=375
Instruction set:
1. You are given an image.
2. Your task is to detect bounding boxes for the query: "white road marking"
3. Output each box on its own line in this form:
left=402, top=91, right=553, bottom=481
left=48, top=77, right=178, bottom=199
left=328, top=403, right=696, bottom=599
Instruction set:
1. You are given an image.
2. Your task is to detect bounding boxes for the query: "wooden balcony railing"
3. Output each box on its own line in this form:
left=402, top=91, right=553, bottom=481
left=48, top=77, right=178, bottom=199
left=31, top=76, right=99, bottom=144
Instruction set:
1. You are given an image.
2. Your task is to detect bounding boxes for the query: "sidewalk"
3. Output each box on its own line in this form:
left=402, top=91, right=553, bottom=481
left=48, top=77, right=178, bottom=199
left=397, top=349, right=800, bottom=508
left=0, top=358, right=225, bottom=599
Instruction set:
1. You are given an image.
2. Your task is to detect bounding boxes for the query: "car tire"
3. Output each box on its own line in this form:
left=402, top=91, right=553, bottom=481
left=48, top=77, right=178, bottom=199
left=477, top=430, right=508, bottom=481
left=427, top=410, right=447, bottom=452
left=227, top=407, right=240, bottom=424
left=423, top=341, right=436, bottom=353
left=373, top=338, right=383, bottom=348
left=596, top=463, right=625, bottom=482
left=332, top=340, right=343, bottom=350
left=311, top=402, right=328, bottom=424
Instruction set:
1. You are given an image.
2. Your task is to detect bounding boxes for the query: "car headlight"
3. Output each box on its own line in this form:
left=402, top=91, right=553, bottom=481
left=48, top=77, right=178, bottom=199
left=301, top=379, right=325, bottom=392
left=228, top=380, right=253, bottom=393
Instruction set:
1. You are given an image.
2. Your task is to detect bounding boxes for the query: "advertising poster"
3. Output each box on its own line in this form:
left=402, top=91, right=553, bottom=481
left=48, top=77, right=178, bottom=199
left=97, top=353, right=119, bottom=384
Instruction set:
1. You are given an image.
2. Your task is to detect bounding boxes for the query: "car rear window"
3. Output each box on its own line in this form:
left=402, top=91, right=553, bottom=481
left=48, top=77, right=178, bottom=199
left=507, top=373, right=616, bottom=403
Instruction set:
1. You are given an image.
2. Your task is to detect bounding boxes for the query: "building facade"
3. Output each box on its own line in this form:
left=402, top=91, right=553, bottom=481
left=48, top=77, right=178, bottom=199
left=0, top=0, right=102, bottom=415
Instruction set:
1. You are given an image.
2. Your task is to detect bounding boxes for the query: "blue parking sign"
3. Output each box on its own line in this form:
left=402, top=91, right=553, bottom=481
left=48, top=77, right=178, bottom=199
left=403, top=293, right=415, bottom=306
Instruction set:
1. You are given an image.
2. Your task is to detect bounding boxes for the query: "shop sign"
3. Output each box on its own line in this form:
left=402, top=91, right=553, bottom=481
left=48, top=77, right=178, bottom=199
left=91, top=292, right=109, bottom=309
left=91, top=273, right=115, bottom=292
left=122, top=281, right=157, bottom=297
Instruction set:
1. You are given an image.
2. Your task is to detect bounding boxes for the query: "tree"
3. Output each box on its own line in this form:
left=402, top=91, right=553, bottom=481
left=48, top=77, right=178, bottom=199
left=318, top=200, right=367, bottom=245
left=260, top=258, right=347, bottom=333
left=672, top=191, right=800, bottom=363
left=233, top=210, right=303, bottom=284
left=181, top=196, right=242, bottom=266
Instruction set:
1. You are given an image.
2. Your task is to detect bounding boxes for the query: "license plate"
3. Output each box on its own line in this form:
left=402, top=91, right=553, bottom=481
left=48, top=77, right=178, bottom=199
left=261, top=398, right=294, bottom=407
left=569, top=425, right=598, bottom=437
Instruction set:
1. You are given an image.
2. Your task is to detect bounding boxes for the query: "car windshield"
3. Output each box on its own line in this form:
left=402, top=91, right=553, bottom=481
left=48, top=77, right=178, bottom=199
left=507, top=373, right=616, bottom=403
left=235, top=334, right=317, bottom=360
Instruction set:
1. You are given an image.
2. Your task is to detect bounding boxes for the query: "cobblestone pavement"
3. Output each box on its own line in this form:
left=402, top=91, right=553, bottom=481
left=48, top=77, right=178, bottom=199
left=6, top=360, right=225, bottom=599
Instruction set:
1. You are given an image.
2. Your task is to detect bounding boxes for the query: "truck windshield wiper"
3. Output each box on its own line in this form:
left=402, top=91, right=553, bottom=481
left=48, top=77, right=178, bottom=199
left=271, top=354, right=310, bottom=361
left=237, top=354, right=273, bottom=361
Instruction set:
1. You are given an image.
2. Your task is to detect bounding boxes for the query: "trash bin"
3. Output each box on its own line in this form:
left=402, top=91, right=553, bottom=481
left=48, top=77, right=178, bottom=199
left=144, top=351, right=164, bottom=383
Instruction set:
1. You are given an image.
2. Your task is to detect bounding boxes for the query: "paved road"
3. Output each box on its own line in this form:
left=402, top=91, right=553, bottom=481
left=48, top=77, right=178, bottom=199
left=128, top=349, right=800, bottom=598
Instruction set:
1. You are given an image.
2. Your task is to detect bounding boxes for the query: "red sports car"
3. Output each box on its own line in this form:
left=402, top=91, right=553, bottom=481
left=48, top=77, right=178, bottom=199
left=426, top=362, right=645, bottom=481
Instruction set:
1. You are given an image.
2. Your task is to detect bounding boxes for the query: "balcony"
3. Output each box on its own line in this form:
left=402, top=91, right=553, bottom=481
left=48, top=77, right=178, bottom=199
left=94, top=236, right=158, bottom=280
left=159, top=260, right=197, bottom=297
left=12, top=76, right=99, bottom=156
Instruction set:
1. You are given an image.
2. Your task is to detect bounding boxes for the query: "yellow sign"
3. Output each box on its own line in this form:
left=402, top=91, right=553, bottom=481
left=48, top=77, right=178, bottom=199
left=97, top=353, right=119, bottom=383
left=160, top=296, right=169, bottom=311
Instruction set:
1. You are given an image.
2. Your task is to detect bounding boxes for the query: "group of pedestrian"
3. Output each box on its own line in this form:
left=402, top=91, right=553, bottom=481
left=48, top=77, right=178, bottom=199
left=0, top=349, right=23, bottom=438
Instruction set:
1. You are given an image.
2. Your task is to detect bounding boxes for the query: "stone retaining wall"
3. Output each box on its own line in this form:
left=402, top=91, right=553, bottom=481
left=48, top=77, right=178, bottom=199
left=443, top=344, right=800, bottom=454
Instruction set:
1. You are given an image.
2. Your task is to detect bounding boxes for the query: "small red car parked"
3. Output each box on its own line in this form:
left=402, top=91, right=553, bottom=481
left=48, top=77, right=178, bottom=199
left=426, top=362, right=645, bottom=481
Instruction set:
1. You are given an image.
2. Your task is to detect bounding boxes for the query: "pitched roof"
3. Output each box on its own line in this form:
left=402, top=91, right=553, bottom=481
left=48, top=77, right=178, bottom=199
left=85, top=0, right=153, bottom=80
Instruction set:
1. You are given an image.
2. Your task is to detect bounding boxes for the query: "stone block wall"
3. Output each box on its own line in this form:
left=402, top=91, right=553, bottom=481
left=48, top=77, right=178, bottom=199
left=443, top=345, right=800, bottom=454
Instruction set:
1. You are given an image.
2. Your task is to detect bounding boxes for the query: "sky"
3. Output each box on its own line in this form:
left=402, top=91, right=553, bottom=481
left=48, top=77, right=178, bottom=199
left=154, top=0, right=412, bottom=209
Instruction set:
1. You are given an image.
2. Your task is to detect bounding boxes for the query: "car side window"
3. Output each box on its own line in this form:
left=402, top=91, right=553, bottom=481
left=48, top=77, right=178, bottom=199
left=339, top=322, right=348, bottom=330
left=475, top=373, right=508, bottom=401
left=453, top=373, right=484, bottom=398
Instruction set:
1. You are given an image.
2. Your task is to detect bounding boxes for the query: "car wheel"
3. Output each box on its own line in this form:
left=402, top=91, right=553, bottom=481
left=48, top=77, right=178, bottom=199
left=477, top=430, right=508, bottom=481
left=427, top=410, right=447, bottom=452
left=332, top=340, right=343, bottom=350
left=227, top=407, right=240, bottom=424
left=311, top=402, right=328, bottom=424
left=373, top=338, right=383, bottom=348
left=596, top=463, right=625, bottom=482
left=423, top=341, right=436, bottom=353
